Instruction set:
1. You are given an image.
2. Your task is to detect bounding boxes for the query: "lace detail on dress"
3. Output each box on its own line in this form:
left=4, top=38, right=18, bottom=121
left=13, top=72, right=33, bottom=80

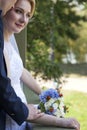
left=4, top=41, right=23, bottom=85
left=4, top=41, right=27, bottom=103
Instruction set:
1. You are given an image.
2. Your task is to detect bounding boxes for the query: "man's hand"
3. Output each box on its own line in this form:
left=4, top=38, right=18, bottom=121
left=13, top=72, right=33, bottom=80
left=26, top=104, right=44, bottom=121
left=0, top=0, right=17, bottom=16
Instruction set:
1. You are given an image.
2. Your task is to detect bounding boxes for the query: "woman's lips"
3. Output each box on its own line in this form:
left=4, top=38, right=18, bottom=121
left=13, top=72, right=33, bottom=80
left=15, top=23, right=24, bottom=28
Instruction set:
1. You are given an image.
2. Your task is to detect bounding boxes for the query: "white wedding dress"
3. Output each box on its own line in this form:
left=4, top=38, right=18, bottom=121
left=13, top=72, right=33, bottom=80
left=4, top=41, right=28, bottom=130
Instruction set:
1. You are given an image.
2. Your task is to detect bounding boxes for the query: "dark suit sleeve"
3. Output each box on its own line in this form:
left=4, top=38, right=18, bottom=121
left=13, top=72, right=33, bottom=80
left=0, top=11, right=29, bottom=125
left=0, top=73, right=29, bottom=125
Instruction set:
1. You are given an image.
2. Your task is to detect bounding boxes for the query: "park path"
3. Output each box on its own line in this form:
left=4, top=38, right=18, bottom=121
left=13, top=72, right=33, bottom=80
left=37, top=75, right=87, bottom=93
left=62, top=76, right=87, bottom=93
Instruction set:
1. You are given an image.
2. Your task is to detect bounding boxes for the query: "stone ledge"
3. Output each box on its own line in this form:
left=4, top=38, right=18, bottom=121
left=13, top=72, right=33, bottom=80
left=32, top=124, right=75, bottom=130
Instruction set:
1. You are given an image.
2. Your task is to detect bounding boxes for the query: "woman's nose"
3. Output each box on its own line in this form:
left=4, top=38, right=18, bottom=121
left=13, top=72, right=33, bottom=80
left=20, top=15, right=27, bottom=24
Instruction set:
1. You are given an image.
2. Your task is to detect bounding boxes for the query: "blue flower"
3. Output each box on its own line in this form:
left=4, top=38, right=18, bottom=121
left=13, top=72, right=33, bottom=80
left=39, top=88, right=59, bottom=103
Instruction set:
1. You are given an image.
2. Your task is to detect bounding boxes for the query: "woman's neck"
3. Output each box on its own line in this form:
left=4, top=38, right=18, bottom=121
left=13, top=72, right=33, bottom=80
left=4, top=29, right=11, bottom=42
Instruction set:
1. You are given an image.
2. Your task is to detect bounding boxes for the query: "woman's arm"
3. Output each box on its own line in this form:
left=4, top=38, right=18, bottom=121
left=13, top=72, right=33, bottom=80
left=29, top=114, right=80, bottom=130
left=21, top=68, right=42, bottom=95
left=21, top=68, right=80, bottom=130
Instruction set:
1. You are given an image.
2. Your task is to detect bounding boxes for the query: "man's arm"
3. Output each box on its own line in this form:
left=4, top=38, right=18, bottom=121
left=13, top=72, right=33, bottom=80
left=0, top=70, right=29, bottom=125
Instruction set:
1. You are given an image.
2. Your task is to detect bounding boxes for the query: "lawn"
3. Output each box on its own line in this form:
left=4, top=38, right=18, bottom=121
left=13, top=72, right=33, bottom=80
left=63, top=90, right=87, bottom=130
left=59, top=63, right=87, bottom=130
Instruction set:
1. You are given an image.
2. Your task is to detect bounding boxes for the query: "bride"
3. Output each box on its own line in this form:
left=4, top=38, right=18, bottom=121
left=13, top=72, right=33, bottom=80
left=3, top=0, right=80, bottom=129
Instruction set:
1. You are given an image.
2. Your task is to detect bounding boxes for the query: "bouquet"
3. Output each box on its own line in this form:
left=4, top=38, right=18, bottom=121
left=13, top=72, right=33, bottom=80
left=38, top=88, right=68, bottom=118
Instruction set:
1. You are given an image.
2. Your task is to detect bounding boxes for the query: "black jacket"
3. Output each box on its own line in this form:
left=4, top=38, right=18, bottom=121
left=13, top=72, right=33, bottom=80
left=0, top=10, right=29, bottom=130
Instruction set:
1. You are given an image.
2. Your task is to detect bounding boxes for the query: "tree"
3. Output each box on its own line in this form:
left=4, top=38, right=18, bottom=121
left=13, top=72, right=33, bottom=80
left=26, top=0, right=87, bottom=80
left=71, top=5, right=87, bottom=63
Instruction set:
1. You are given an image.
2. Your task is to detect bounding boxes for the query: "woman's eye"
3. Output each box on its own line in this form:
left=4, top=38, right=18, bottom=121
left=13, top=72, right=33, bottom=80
left=27, top=14, right=31, bottom=18
left=15, top=9, right=22, bottom=14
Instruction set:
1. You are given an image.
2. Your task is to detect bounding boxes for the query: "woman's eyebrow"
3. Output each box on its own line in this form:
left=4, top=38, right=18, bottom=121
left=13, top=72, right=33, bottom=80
left=15, top=7, right=24, bottom=11
left=15, top=7, right=31, bottom=14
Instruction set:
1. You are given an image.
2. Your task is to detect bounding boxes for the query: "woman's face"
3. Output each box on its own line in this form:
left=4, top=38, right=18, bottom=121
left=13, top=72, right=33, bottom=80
left=4, top=0, right=31, bottom=34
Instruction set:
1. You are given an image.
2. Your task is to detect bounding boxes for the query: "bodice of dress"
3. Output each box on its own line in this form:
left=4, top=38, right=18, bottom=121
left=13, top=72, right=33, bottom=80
left=4, top=41, right=23, bottom=85
left=4, top=41, right=27, bottom=103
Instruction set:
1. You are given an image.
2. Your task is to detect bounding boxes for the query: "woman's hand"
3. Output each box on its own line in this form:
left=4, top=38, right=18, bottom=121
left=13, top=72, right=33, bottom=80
left=60, top=117, right=80, bottom=130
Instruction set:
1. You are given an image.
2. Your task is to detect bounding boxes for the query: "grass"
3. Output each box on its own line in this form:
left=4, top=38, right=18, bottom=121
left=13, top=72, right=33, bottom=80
left=63, top=90, right=87, bottom=130
left=59, top=63, right=87, bottom=130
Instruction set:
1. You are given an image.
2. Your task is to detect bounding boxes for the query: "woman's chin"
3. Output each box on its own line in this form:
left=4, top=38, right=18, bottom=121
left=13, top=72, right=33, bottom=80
left=14, top=30, right=22, bottom=34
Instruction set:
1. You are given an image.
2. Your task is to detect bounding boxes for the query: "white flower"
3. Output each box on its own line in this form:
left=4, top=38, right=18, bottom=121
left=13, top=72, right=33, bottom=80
left=53, top=103, right=58, bottom=109
left=44, top=98, right=55, bottom=110
left=54, top=109, right=62, bottom=117
left=59, top=97, right=64, bottom=102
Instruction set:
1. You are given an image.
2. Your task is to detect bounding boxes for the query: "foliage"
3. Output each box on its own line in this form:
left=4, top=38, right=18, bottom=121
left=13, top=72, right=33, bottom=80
left=70, top=10, right=87, bottom=62
left=26, top=40, right=62, bottom=81
left=27, top=0, right=87, bottom=80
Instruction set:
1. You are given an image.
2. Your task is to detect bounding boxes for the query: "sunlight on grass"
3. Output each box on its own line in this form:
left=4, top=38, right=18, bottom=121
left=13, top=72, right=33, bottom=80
left=63, top=90, right=87, bottom=130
